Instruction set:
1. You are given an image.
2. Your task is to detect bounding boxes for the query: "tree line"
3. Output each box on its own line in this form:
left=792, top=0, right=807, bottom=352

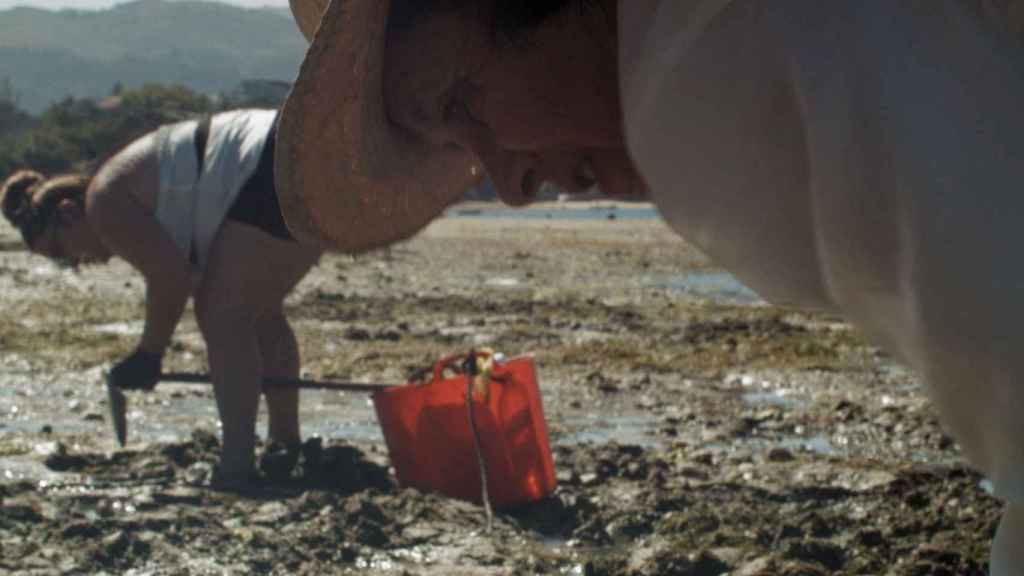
left=0, top=80, right=288, bottom=180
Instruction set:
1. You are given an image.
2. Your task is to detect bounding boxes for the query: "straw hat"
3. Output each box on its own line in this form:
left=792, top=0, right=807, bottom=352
left=287, top=0, right=326, bottom=42
left=277, top=0, right=481, bottom=251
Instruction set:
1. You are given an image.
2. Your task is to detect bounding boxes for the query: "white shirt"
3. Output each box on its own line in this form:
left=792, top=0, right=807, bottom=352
left=619, top=0, right=1024, bottom=505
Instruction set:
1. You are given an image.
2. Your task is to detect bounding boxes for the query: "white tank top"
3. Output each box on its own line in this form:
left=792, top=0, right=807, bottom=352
left=154, top=109, right=277, bottom=271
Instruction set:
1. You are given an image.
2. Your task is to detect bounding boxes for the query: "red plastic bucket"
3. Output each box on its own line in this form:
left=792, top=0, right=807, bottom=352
left=372, top=353, right=557, bottom=508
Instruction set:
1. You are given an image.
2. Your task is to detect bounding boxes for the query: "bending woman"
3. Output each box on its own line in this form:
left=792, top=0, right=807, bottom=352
left=1, top=109, right=321, bottom=486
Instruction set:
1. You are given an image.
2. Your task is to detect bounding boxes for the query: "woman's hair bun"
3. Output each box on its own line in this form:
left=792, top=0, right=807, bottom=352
left=1, top=170, right=45, bottom=227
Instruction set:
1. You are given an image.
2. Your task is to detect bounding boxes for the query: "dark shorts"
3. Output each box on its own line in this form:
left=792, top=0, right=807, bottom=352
left=224, top=120, right=294, bottom=242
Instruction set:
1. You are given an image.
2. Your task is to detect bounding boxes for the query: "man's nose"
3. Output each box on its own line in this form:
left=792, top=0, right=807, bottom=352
left=472, top=147, right=539, bottom=206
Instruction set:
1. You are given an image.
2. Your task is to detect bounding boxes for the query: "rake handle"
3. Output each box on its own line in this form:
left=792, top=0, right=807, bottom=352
left=159, top=372, right=396, bottom=393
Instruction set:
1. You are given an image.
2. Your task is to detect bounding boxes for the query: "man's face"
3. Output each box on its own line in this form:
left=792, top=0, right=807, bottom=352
left=383, top=6, right=647, bottom=206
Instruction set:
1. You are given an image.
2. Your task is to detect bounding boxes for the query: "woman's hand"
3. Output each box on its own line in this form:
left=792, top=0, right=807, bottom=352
left=108, top=348, right=162, bottom=391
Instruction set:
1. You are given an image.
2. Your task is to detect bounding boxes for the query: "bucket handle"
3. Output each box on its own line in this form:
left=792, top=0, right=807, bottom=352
left=403, top=353, right=464, bottom=386
left=462, top=349, right=494, bottom=531
left=419, top=349, right=497, bottom=529
left=429, top=349, right=496, bottom=385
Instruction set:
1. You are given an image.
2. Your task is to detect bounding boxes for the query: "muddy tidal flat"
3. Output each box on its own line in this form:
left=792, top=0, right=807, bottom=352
left=0, top=203, right=1000, bottom=575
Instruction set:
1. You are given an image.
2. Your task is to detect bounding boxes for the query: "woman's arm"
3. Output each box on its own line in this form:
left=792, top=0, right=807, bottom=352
left=86, top=135, right=192, bottom=357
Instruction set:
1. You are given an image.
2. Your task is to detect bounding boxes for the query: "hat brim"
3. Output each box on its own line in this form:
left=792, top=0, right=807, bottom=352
left=276, top=0, right=481, bottom=252
left=287, top=0, right=326, bottom=42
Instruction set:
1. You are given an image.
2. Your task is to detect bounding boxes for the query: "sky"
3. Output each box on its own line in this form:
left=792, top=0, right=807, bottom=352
left=0, top=0, right=288, bottom=9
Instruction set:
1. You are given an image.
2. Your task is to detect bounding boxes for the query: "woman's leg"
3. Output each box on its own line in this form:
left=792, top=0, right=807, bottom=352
left=257, top=309, right=301, bottom=446
left=194, top=220, right=319, bottom=483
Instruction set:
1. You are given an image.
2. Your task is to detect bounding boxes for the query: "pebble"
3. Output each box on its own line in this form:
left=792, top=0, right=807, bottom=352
left=768, top=447, right=796, bottom=462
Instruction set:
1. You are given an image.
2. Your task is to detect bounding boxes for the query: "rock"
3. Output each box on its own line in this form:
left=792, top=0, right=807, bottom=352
left=783, top=539, right=845, bottom=572
left=3, top=499, right=44, bottom=523
left=182, top=461, right=215, bottom=485
left=626, top=539, right=696, bottom=575
left=708, top=547, right=745, bottom=567
left=767, top=447, right=795, bottom=462
left=252, top=501, right=290, bottom=525
left=153, top=485, right=205, bottom=506
left=778, top=560, right=829, bottom=576
left=344, top=327, right=371, bottom=341
left=690, top=549, right=732, bottom=574
left=691, top=451, right=716, bottom=466
left=774, top=523, right=804, bottom=543
left=857, top=528, right=885, bottom=547
left=735, top=557, right=775, bottom=576
left=403, top=524, right=441, bottom=541
left=32, top=441, right=62, bottom=457
left=43, top=444, right=89, bottom=472
left=675, top=466, right=710, bottom=481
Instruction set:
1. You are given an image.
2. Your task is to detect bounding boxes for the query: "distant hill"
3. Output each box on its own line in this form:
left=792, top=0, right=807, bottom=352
left=0, top=0, right=306, bottom=114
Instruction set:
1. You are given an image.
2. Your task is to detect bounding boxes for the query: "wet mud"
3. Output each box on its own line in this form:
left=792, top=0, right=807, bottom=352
left=0, top=205, right=1001, bottom=574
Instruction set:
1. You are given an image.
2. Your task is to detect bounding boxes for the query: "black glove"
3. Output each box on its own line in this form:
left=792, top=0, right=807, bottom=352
left=108, top=348, right=162, bottom=391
